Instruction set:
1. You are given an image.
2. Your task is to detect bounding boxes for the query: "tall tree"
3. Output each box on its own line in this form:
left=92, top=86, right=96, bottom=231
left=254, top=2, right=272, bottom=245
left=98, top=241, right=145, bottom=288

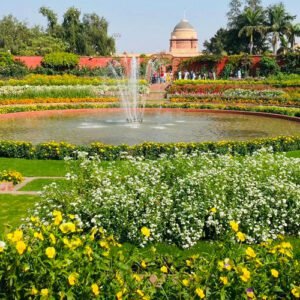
left=39, top=7, right=60, bottom=37
left=266, top=3, right=295, bottom=54
left=0, top=15, right=33, bottom=54
left=82, top=13, right=115, bottom=55
left=238, top=8, right=266, bottom=54
left=62, top=7, right=83, bottom=54
left=245, top=0, right=262, bottom=11
left=227, top=0, right=243, bottom=28
left=285, top=23, right=300, bottom=50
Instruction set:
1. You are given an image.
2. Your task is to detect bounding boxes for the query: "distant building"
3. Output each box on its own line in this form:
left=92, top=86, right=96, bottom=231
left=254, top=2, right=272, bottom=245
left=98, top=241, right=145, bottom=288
left=169, top=19, right=200, bottom=57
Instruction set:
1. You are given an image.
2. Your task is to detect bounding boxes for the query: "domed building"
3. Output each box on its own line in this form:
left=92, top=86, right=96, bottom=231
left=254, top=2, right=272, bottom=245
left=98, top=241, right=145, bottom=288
left=169, top=19, right=200, bottom=57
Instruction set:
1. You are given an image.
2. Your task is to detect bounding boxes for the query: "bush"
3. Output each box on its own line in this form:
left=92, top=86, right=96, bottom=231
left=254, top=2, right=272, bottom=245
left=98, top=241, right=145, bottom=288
left=0, top=136, right=299, bottom=160
left=42, top=52, right=79, bottom=71
left=0, top=61, right=29, bottom=78
left=30, top=149, right=300, bottom=248
left=259, top=56, right=280, bottom=77
left=0, top=170, right=23, bottom=185
left=0, top=52, right=14, bottom=66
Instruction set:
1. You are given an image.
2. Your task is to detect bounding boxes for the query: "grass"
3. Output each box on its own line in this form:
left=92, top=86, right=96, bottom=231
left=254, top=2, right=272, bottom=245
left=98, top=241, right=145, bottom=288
left=20, top=178, right=66, bottom=191
left=0, top=194, right=40, bottom=235
left=0, top=158, right=67, bottom=177
left=286, top=150, right=300, bottom=158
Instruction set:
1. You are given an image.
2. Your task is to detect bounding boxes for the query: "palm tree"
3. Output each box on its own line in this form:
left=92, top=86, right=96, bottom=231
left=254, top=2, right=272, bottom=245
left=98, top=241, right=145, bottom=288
left=266, top=3, right=295, bottom=55
left=238, top=8, right=266, bottom=55
left=286, top=23, right=300, bottom=50
left=239, top=7, right=266, bottom=55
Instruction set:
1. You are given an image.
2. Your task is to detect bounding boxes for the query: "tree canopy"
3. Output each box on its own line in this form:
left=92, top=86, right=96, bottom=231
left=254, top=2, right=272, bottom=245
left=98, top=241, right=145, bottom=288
left=0, top=7, right=115, bottom=56
left=204, top=0, right=299, bottom=55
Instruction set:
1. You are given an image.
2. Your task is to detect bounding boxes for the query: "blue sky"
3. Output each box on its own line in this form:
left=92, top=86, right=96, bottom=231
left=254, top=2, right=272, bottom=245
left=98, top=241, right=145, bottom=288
left=0, top=0, right=299, bottom=53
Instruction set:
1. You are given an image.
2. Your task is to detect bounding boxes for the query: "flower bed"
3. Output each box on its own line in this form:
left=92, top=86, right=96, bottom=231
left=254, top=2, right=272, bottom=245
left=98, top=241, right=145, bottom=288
left=0, top=136, right=299, bottom=160
left=0, top=84, right=148, bottom=100
left=0, top=74, right=148, bottom=86
left=1, top=219, right=299, bottom=299
left=0, top=97, right=118, bottom=105
left=31, top=150, right=300, bottom=247
left=0, top=170, right=23, bottom=185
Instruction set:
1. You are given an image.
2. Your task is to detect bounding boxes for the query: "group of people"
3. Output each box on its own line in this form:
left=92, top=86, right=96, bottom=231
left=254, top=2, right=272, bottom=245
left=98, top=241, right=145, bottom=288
left=150, top=69, right=220, bottom=84
left=151, top=71, right=174, bottom=84
left=177, top=70, right=217, bottom=80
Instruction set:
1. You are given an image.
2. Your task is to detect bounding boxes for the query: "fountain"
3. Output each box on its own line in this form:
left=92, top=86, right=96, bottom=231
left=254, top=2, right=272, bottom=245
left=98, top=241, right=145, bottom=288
left=109, top=56, right=147, bottom=123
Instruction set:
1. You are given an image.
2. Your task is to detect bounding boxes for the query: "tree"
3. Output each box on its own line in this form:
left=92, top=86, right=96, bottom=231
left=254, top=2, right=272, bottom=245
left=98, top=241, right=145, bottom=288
left=245, top=0, right=262, bottom=11
left=82, top=13, right=115, bottom=55
left=286, top=23, right=300, bottom=50
left=39, top=7, right=61, bottom=37
left=62, top=7, right=83, bottom=54
left=227, top=0, right=243, bottom=28
left=266, top=3, right=295, bottom=55
left=0, top=15, right=33, bottom=54
left=238, top=8, right=266, bottom=54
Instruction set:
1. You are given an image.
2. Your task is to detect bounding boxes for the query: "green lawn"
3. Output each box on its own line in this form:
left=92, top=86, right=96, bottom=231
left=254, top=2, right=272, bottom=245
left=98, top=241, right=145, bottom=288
left=0, top=158, right=67, bottom=177
left=0, top=194, right=40, bottom=235
left=20, top=178, right=66, bottom=191
left=286, top=150, right=300, bottom=158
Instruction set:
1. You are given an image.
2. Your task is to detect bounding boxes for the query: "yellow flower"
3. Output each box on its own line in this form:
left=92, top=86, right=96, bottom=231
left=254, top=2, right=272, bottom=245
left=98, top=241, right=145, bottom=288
left=195, top=288, right=205, bottom=299
left=91, top=283, right=100, bottom=296
left=53, top=210, right=63, bottom=225
left=220, top=276, right=228, bottom=285
left=246, top=247, right=256, bottom=258
left=246, top=289, right=255, bottom=299
left=40, top=289, right=49, bottom=296
left=160, top=266, right=168, bottom=273
left=68, top=273, right=78, bottom=286
left=271, top=269, right=279, bottom=278
left=9, top=229, right=23, bottom=243
left=182, top=279, right=189, bottom=286
left=116, top=291, right=123, bottom=300
left=236, top=231, right=246, bottom=242
left=186, top=259, right=192, bottom=267
left=102, top=251, right=110, bottom=257
left=141, top=227, right=151, bottom=238
left=16, top=241, right=27, bottom=255
left=240, top=268, right=251, bottom=282
left=31, top=287, right=38, bottom=295
left=141, top=260, right=147, bottom=269
left=137, top=289, right=145, bottom=297
left=132, top=274, right=142, bottom=282
left=291, top=286, right=300, bottom=298
left=99, top=240, right=109, bottom=249
left=34, top=232, right=44, bottom=241
left=49, top=233, right=56, bottom=244
left=229, top=221, right=239, bottom=232
left=59, top=222, right=76, bottom=234
left=85, top=245, right=93, bottom=260
left=210, top=207, right=217, bottom=213
left=45, top=247, right=56, bottom=259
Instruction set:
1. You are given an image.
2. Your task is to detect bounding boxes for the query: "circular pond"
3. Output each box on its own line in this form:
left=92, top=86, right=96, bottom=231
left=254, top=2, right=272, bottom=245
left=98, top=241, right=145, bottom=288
left=0, top=109, right=299, bottom=145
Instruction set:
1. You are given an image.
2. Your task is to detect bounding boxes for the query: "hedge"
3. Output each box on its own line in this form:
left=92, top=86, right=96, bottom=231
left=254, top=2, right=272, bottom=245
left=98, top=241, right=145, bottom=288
left=0, top=136, right=299, bottom=160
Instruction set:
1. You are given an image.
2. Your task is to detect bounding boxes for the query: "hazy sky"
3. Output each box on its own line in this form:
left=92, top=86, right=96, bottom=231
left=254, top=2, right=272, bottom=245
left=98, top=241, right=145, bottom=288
left=0, top=0, right=299, bottom=53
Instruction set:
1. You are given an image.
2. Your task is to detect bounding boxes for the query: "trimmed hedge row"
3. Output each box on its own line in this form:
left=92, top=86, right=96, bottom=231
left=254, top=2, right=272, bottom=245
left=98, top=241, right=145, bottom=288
left=0, top=136, right=299, bottom=160
left=0, top=103, right=300, bottom=117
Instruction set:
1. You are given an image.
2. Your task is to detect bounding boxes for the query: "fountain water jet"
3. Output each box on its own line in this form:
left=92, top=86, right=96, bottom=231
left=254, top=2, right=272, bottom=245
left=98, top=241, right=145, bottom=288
left=109, top=56, right=149, bottom=123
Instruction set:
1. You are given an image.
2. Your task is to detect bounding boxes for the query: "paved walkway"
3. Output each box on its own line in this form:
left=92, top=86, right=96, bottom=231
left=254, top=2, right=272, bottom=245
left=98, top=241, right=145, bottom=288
left=0, top=177, right=64, bottom=196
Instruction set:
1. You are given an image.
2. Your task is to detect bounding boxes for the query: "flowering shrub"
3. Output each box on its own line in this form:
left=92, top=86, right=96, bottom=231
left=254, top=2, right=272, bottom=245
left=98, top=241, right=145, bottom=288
left=30, top=149, right=300, bottom=248
left=222, top=88, right=285, bottom=98
left=0, top=84, right=148, bottom=100
left=0, top=74, right=148, bottom=87
left=0, top=136, right=299, bottom=160
left=0, top=170, right=23, bottom=185
left=1, top=213, right=299, bottom=299
left=0, top=97, right=118, bottom=105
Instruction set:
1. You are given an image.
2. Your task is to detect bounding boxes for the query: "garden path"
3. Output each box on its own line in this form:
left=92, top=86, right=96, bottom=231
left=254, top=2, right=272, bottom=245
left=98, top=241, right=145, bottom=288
left=0, top=176, right=64, bottom=195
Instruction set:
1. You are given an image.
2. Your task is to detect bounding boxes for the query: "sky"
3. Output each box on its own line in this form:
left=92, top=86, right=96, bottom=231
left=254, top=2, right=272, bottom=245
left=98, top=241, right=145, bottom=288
left=0, top=0, right=299, bottom=53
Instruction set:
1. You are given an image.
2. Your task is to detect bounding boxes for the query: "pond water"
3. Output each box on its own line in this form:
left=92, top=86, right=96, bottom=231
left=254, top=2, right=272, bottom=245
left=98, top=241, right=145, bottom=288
left=0, top=109, right=299, bottom=145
